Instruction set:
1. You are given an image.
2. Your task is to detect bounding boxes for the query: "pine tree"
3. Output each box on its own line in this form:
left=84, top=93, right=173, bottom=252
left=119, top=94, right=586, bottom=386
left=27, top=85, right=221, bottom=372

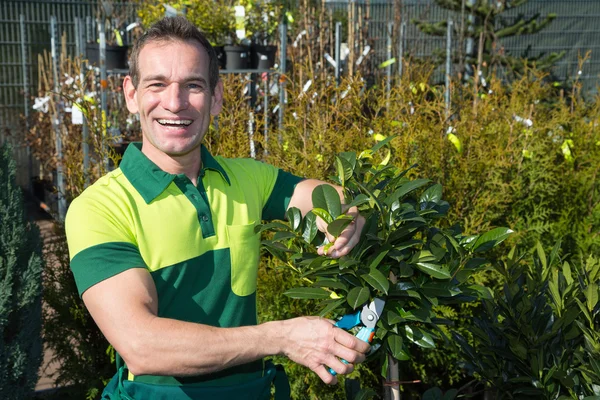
left=0, top=143, right=44, bottom=399
left=413, top=0, right=564, bottom=78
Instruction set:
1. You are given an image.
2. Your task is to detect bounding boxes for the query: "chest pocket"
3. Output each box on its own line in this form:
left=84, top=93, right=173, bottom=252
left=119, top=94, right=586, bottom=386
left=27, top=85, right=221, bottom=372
left=226, top=223, right=260, bottom=297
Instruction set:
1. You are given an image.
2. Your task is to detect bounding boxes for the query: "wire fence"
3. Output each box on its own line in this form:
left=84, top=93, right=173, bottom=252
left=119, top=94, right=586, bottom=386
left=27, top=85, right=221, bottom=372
left=2, top=0, right=600, bottom=187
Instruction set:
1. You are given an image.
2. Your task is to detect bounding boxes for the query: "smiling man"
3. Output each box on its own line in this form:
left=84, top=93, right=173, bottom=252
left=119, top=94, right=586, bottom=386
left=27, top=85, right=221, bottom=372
left=65, top=16, right=368, bottom=400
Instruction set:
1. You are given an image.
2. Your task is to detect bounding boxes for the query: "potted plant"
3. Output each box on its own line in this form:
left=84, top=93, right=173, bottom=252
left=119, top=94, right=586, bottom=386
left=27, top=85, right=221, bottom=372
left=86, top=0, right=131, bottom=70
left=245, top=0, right=282, bottom=70
left=258, top=138, right=513, bottom=398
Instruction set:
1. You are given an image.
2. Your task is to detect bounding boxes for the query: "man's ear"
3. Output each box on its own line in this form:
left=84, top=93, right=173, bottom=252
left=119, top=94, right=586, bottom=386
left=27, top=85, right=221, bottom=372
left=123, top=76, right=139, bottom=114
left=210, top=80, right=224, bottom=116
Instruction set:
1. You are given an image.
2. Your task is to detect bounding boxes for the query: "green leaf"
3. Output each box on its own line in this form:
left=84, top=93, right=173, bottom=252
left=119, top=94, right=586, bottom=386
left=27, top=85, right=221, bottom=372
left=273, top=231, right=297, bottom=241
left=312, top=208, right=333, bottom=224
left=421, top=282, right=461, bottom=297
left=312, top=279, right=349, bottom=292
left=563, top=261, right=574, bottom=286
left=337, top=151, right=357, bottom=170
left=284, top=287, right=331, bottom=300
left=335, top=155, right=354, bottom=186
left=353, top=389, right=377, bottom=400
left=387, top=334, right=410, bottom=360
left=361, top=269, right=390, bottom=294
left=347, top=286, right=370, bottom=309
left=369, top=248, right=390, bottom=269
left=255, top=221, right=293, bottom=234
left=385, top=310, right=403, bottom=325
left=405, top=325, right=435, bottom=348
left=586, top=283, right=598, bottom=312
left=371, top=134, right=397, bottom=152
left=422, top=388, right=443, bottom=400
left=286, top=207, right=302, bottom=232
left=471, top=227, right=514, bottom=253
left=327, top=215, right=354, bottom=237
left=346, top=194, right=370, bottom=209
left=312, top=185, right=342, bottom=218
left=384, top=179, right=431, bottom=206
left=302, top=211, right=318, bottom=243
left=415, top=262, right=452, bottom=279
left=419, top=183, right=443, bottom=204
left=318, top=298, right=345, bottom=317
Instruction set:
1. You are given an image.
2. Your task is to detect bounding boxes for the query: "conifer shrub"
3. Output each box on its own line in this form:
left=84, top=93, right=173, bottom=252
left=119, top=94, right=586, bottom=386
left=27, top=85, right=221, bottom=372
left=0, top=143, right=44, bottom=399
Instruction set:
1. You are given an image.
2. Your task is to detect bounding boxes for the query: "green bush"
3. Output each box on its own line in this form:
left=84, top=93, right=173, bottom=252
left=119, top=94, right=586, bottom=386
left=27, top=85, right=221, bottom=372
left=454, top=242, right=600, bottom=398
left=0, top=143, right=44, bottom=399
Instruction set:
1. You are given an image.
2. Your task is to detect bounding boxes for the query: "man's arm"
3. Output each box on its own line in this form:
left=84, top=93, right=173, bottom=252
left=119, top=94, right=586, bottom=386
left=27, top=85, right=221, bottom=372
left=83, top=267, right=370, bottom=384
left=287, top=179, right=365, bottom=259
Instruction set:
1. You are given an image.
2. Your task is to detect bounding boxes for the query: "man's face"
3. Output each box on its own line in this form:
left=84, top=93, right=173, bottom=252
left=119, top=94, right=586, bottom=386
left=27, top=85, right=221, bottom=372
left=123, top=39, right=223, bottom=157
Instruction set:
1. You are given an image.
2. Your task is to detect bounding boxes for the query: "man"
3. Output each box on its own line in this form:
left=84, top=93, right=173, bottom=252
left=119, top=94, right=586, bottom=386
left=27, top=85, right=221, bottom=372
left=66, top=16, right=369, bottom=399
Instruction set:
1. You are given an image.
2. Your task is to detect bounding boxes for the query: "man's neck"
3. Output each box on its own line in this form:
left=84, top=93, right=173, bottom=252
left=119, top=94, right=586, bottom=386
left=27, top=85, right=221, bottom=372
left=141, top=142, right=202, bottom=186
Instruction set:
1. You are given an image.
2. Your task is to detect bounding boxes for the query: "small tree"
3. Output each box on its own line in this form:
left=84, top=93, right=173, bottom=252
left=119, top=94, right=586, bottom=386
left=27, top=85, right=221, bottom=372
left=0, top=143, right=44, bottom=399
left=413, top=0, right=564, bottom=79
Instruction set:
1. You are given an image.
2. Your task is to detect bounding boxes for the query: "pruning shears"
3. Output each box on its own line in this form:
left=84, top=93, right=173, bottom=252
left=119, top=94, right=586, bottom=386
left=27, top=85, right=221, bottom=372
left=329, top=298, right=385, bottom=376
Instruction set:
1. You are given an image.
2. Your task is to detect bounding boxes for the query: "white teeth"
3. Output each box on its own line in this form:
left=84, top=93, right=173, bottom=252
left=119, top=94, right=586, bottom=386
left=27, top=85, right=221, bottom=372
left=158, top=119, right=192, bottom=126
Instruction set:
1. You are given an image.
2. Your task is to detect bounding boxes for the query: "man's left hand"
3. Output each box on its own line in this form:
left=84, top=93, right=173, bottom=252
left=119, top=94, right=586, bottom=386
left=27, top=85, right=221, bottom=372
left=316, top=206, right=365, bottom=258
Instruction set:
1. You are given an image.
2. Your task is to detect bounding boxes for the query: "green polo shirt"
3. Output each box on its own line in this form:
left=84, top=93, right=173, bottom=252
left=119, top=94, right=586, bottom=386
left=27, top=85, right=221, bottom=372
left=65, top=143, right=302, bottom=391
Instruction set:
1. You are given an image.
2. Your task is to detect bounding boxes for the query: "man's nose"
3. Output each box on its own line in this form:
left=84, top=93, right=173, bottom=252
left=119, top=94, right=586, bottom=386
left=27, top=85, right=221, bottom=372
left=162, top=84, right=188, bottom=112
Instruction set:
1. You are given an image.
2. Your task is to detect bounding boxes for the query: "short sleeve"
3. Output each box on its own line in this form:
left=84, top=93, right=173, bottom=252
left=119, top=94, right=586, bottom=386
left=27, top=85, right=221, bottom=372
left=65, top=193, right=146, bottom=297
left=261, top=169, right=304, bottom=221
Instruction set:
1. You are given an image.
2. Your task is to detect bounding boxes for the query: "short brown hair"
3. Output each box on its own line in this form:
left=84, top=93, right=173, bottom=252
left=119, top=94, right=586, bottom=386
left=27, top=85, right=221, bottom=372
left=129, top=16, right=219, bottom=93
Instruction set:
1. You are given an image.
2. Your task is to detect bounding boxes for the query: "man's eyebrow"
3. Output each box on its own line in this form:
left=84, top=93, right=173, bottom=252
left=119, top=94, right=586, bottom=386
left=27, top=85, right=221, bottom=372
left=141, top=74, right=208, bottom=84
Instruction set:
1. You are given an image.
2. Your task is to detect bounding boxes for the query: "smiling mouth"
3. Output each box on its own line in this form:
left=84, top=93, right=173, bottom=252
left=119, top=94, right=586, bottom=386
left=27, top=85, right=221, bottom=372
left=157, top=119, right=193, bottom=127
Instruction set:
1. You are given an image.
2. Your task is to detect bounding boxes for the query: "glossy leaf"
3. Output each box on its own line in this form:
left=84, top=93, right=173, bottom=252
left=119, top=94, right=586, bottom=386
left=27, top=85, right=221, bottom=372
left=471, top=227, right=514, bottom=253
left=302, top=211, right=318, bottom=243
left=311, top=208, right=333, bottom=224
left=415, top=262, right=452, bottom=279
left=387, top=334, right=410, bottom=360
left=335, top=155, right=354, bottom=186
left=419, top=183, right=443, bottom=204
left=371, top=134, right=396, bottom=152
left=327, top=215, right=354, bottom=237
left=284, top=287, right=331, bottom=299
left=361, top=269, right=390, bottom=294
left=346, top=194, right=370, bottom=209
left=405, top=325, right=435, bottom=348
left=347, top=286, right=370, bottom=309
left=255, top=221, right=292, bottom=234
left=353, top=389, right=377, bottom=400
left=286, top=207, right=302, bottom=231
left=311, top=279, right=349, bottom=292
left=337, top=151, right=357, bottom=170
left=312, top=184, right=342, bottom=218
left=421, top=282, right=461, bottom=297
left=318, top=298, right=345, bottom=317
left=384, top=179, right=431, bottom=206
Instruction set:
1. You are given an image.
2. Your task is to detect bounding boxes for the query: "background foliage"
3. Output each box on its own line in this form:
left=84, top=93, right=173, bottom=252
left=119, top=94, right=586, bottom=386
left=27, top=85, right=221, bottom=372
left=0, top=143, right=44, bottom=399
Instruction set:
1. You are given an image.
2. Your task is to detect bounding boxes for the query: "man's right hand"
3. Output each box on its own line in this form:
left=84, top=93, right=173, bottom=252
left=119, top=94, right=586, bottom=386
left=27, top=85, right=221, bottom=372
left=275, top=316, right=371, bottom=384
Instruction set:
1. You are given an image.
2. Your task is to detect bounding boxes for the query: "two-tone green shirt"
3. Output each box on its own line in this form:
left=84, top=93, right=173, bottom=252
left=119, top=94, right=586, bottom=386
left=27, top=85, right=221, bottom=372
left=65, top=143, right=302, bottom=394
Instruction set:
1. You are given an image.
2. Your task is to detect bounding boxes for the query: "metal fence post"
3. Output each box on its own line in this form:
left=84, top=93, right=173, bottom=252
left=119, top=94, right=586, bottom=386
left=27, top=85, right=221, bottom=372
left=398, top=20, right=406, bottom=78
left=445, top=19, right=453, bottom=118
left=76, top=17, right=90, bottom=187
left=50, top=16, right=67, bottom=221
left=20, top=14, right=33, bottom=193
left=386, top=22, right=393, bottom=100
left=335, top=22, right=342, bottom=87
left=278, top=16, right=287, bottom=138
left=99, top=18, right=109, bottom=170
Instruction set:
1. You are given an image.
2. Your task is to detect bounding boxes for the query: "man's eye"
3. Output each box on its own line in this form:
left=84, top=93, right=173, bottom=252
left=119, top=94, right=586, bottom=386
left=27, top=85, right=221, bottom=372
left=188, top=83, right=203, bottom=90
left=149, top=83, right=164, bottom=87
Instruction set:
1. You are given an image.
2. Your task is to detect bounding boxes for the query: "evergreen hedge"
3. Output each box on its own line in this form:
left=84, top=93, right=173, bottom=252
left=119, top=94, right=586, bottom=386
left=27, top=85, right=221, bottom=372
left=0, top=143, right=44, bottom=399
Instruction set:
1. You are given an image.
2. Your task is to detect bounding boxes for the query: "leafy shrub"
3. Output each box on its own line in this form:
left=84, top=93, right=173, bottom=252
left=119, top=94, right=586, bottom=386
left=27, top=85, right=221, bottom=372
left=0, top=143, right=43, bottom=399
left=258, top=142, right=512, bottom=398
left=454, top=242, right=600, bottom=399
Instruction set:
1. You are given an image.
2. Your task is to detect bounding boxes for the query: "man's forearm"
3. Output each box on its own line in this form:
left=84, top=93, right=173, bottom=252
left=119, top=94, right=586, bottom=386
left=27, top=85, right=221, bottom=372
left=123, top=317, right=284, bottom=376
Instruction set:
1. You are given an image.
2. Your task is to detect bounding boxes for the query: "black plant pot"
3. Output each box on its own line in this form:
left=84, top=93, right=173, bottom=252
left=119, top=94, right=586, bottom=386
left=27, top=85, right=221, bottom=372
left=223, top=45, right=250, bottom=70
left=213, top=45, right=227, bottom=69
left=85, top=43, right=129, bottom=70
left=250, top=44, right=277, bottom=70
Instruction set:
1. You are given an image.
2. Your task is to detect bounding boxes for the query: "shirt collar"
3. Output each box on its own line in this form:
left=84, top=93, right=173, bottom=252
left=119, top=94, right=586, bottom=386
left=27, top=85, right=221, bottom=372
left=120, top=142, right=230, bottom=204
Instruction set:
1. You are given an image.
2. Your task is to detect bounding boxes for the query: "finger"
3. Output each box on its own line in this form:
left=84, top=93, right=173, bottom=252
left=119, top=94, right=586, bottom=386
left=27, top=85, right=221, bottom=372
left=326, top=355, right=354, bottom=376
left=334, top=327, right=371, bottom=353
left=330, top=216, right=365, bottom=257
left=313, top=364, right=338, bottom=385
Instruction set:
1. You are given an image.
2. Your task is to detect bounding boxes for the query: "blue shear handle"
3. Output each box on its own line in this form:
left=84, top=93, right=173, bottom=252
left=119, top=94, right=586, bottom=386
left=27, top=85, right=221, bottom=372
left=329, top=327, right=374, bottom=376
